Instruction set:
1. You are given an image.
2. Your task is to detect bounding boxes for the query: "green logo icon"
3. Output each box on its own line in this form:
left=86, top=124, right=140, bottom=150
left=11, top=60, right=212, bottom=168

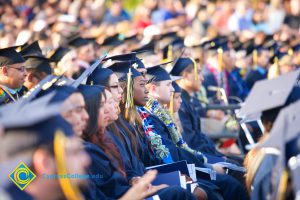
left=9, top=162, right=36, bottom=190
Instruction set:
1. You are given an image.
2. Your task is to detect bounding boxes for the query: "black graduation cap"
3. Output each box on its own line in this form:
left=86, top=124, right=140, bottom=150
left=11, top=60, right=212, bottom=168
left=48, top=47, right=71, bottom=63
left=146, top=62, right=173, bottom=82
left=170, top=57, right=194, bottom=76
left=132, top=40, right=156, bottom=54
left=71, top=54, right=107, bottom=87
left=103, top=52, right=145, bottom=69
left=162, top=37, right=185, bottom=59
left=61, top=33, right=91, bottom=49
left=19, top=41, right=44, bottom=58
left=21, top=75, right=65, bottom=103
left=100, top=34, right=123, bottom=48
left=104, top=52, right=137, bottom=61
left=157, top=31, right=178, bottom=46
left=246, top=44, right=268, bottom=56
left=24, top=56, right=53, bottom=74
left=86, top=67, right=114, bottom=86
left=292, top=44, right=300, bottom=52
left=0, top=47, right=25, bottom=67
left=238, top=70, right=300, bottom=120
left=269, top=51, right=288, bottom=64
left=35, top=85, right=77, bottom=104
left=108, top=61, right=142, bottom=81
left=122, top=33, right=140, bottom=44
left=78, top=84, right=105, bottom=100
left=0, top=102, right=73, bottom=167
left=256, top=100, right=300, bottom=195
left=172, top=81, right=181, bottom=93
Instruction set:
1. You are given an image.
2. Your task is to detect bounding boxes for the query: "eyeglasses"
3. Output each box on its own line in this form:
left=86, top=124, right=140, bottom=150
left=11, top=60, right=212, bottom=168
left=8, top=66, right=26, bottom=72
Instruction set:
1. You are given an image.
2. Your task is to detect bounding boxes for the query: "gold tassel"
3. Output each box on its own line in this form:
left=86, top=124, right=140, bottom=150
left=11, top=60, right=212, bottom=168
left=167, top=45, right=173, bottom=61
left=189, top=57, right=198, bottom=81
left=54, top=130, right=84, bottom=200
left=288, top=48, right=293, bottom=56
left=217, top=48, right=223, bottom=72
left=277, top=169, right=289, bottom=200
left=253, top=49, right=258, bottom=69
left=125, top=69, right=133, bottom=120
left=162, top=45, right=173, bottom=63
left=169, top=92, right=174, bottom=119
left=274, top=57, right=280, bottom=77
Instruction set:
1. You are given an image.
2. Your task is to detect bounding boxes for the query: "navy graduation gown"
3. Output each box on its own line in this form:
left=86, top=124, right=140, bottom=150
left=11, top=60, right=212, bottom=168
left=148, top=113, right=248, bottom=200
left=203, top=67, right=249, bottom=102
left=251, top=154, right=278, bottom=200
left=117, top=118, right=147, bottom=175
left=244, top=67, right=267, bottom=90
left=84, top=141, right=197, bottom=200
left=179, top=89, right=223, bottom=157
left=3, top=184, right=33, bottom=200
left=119, top=116, right=163, bottom=167
left=148, top=114, right=206, bottom=167
left=84, top=141, right=130, bottom=199
left=107, top=130, right=142, bottom=182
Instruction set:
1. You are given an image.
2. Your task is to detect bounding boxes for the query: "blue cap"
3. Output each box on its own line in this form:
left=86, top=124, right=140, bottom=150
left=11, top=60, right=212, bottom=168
left=104, top=52, right=145, bottom=69
left=292, top=44, right=300, bottom=52
left=61, top=33, right=91, bottom=49
left=36, top=85, right=77, bottom=104
left=0, top=47, right=25, bottom=67
left=146, top=63, right=172, bottom=82
left=78, top=84, right=105, bottom=100
left=86, top=67, right=114, bottom=86
left=19, top=41, right=44, bottom=58
left=172, top=81, right=181, bottom=93
left=49, top=47, right=71, bottom=63
left=170, top=57, right=194, bottom=76
left=101, top=34, right=123, bottom=47
left=108, top=61, right=142, bottom=81
left=72, top=56, right=107, bottom=87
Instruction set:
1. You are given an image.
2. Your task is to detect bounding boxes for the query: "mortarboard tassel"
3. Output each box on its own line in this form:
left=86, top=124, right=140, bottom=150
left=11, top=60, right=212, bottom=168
left=217, top=47, right=223, bottom=72
left=189, top=57, right=198, bottom=81
left=277, top=169, right=289, bottom=200
left=54, top=130, right=84, bottom=200
left=253, top=49, right=258, bottom=69
left=288, top=48, right=293, bottom=56
left=167, top=44, right=173, bottom=62
left=268, top=56, right=280, bottom=79
left=169, top=91, right=174, bottom=119
left=125, top=68, right=133, bottom=120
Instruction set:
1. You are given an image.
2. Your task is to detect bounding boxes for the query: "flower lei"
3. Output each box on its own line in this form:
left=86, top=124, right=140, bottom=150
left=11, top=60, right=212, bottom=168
left=136, top=106, right=173, bottom=162
left=146, top=98, right=207, bottom=161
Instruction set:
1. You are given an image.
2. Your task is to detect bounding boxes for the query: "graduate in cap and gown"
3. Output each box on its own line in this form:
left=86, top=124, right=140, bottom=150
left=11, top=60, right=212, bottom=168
left=244, top=45, right=270, bottom=90
left=0, top=95, right=90, bottom=200
left=0, top=47, right=26, bottom=106
left=79, top=84, right=196, bottom=200
left=86, top=65, right=146, bottom=183
left=142, top=63, right=248, bottom=200
left=240, top=70, right=300, bottom=200
left=19, top=41, right=53, bottom=94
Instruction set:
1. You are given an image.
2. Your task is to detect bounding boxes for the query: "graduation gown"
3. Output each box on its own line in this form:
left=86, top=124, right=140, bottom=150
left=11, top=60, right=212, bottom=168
left=148, top=112, right=248, bottom=200
left=83, top=141, right=196, bottom=200
left=2, top=184, right=33, bottom=200
left=107, top=128, right=145, bottom=182
left=244, top=67, right=267, bottom=90
left=0, top=85, right=21, bottom=106
left=178, top=89, right=223, bottom=157
left=119, top=116, right=163, bottom=167
left=250, top=154, right=278, bottom=200
left=202, top=67, right=248, bottom=101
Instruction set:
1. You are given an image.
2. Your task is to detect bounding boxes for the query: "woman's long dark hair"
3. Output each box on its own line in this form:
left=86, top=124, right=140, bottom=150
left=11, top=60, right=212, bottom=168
left=83, top=90, right=126, bottom=177
left=102, top=76, right=140, bottom=158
